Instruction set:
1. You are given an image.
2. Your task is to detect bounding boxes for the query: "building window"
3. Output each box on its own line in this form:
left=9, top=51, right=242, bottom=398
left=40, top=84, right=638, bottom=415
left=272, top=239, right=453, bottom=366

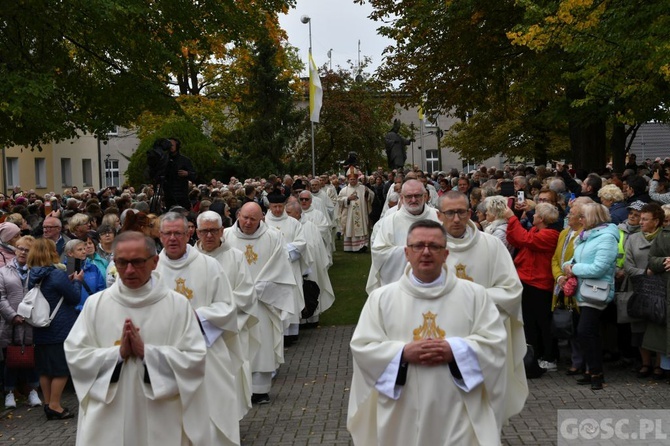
left=105, top=158, right=120, bottom=187
left=34, top=158, right=46, bottom=188
left=7, top=158, right=19, bottom=188
left=61, top=158, right=72, bottom=187
left=82, top=159, right=93, bottom=186
left=426, top=150, right=439, bottom=174
left=107, top=126, right=119, bottom=136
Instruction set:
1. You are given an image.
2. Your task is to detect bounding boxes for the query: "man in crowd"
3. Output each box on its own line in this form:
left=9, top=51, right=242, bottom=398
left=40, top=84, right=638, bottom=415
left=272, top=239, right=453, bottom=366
left=349, top=220, right=507, bottom=445
left=64, top=232, right=209, bottom=445
left=224, top=202, right=297, bottom=404
left=438, top=190, right=528, bottom=431
left=194, top=210, right=260, bottom=421
left=366, top=179, right=440, bottom=292
left=41, top=215, right=70, bottom=256
left=337, top=174, right=374, bottom=253
left=156, top=212, right=241, bottom=445
left=164, top=137, right=197, bottom=210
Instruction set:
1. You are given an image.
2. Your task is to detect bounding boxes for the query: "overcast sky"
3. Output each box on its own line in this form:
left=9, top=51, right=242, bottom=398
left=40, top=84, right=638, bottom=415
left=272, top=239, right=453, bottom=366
left=279, top=0, right=393, bottom=76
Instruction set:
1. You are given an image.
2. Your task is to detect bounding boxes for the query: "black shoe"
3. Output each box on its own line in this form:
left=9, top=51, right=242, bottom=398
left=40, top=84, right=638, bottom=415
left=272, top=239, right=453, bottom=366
left=653, top=367, right=666, bottom=381
left=251, top=393, right=270, bottom=405
left=576, top=374, right=592, bottom=385
left=566, top=367, right=584, bottom=376
left=591, top=374, right=604, bottom=390
left=45, top=406, right=75, bottom=420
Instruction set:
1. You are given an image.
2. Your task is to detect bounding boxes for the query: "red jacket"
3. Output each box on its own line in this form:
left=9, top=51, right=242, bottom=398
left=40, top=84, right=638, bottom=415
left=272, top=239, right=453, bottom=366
left=506, top=215, right=560, bottom=291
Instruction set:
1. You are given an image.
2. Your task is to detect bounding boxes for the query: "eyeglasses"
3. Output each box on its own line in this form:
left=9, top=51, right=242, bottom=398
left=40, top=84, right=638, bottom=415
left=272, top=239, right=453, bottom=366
left=160, top=231, right=187, bottom=238
left=197, top=228, right=222, bottom=236
left=15, top=247, right=29, bottom=253
left=299, top=198, right=311, bottom=202
left=440, top=209, right=469, bottom=219
left=43, top=226, right=61, bottom=230
left=407, top=243, right=446, bottom=253
left=115, top=256, right=154, bottom=269
left=402, top=194, right=424, bottom=201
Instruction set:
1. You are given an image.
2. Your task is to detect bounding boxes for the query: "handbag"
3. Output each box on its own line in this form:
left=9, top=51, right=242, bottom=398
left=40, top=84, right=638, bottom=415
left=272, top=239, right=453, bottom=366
left=5, top=326, right=35, bottom=369
left=616, top=291, right=640, bottom=324
left=16, top=272, right=64, bottom=327
left=579, top=278, right=610, bottom=304
left=628, top=274, right=667, bottom=325
left=551, top=293, right=578, bottom=339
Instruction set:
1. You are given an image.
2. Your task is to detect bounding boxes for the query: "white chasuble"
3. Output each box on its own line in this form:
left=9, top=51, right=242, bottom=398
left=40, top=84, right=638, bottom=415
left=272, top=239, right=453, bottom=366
left=349, top=266, right=507, bottom=446
left=157, top=246, right=240, bottom=445
left=224, top=221, right=297, bottom=371
left=265, top=212, right=310, bottom=326
left=366, top=205, right=441, bottom=293
left=195, top=240, right=260, bottom=420
left=64, top=273, right=208, bottom=446
left=446, top=220, right=528, bottom=428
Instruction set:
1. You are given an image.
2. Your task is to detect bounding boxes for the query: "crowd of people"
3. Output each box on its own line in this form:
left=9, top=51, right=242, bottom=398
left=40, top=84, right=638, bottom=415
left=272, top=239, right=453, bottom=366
left=0, top=148, right=670, bottom=443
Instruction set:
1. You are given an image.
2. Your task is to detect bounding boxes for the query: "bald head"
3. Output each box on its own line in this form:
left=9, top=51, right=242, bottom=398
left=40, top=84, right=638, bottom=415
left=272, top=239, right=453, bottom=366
left=238, top=202, right=263, bottom=235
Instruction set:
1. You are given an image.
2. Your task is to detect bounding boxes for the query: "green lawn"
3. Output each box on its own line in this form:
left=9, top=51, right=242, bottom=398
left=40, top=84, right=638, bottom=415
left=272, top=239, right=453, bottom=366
left=319, top=240, right=371, bottom=326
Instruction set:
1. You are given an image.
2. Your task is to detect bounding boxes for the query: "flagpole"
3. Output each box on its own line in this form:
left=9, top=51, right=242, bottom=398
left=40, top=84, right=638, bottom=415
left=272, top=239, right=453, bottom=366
left=302, top=15, right=316, bottom=177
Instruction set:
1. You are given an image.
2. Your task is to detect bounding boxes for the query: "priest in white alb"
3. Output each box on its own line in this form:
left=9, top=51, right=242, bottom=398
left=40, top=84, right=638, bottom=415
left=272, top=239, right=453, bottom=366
left=264, top=191, right=309, bottom=344
left=286, top=200, right=335, bottom=326
left=299, top=190, right=333, bottom=259
left=366, top=179, right=441, bottom=293
left=337, top=173, right=374, bottom=252
left=224, top=202, right=297, bottom=404
left=64, top=232, right=208, bottom=446
left=438, top=191, right=528, bottom=431
left=194, top=211, right=260, bottom=420
left=157, top=213, right=241, bottom=445
left=348, top=220, right=507, bottom=445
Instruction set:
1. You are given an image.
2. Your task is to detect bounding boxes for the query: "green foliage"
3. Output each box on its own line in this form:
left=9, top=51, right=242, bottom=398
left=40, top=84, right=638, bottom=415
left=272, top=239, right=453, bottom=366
left=360, top=0, right=670, bottom=171
left=125, top=119, right=220, bottom=187
left=0, top=0, right=296, bottom=148
left=217, top=29, right=303, bottom=177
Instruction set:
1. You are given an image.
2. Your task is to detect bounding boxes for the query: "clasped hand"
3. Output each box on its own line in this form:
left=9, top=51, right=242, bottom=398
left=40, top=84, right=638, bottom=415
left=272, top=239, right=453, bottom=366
left=403, top=339, right=453, bottom=366
left=119, top=318, right=144, bottom=360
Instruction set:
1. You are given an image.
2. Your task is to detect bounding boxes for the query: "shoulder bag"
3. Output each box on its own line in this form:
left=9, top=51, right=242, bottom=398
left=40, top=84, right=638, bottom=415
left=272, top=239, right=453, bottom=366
left=5, top=325, right=35, bottom=369
left=16, top=271, right=64, bottom=327
left=579, top=278, right=610, bottom=304
left=628, top=274, right=667, bottom=325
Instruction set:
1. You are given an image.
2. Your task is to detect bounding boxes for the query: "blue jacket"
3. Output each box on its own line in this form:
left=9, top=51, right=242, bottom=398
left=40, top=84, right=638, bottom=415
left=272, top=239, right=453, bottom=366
left=567, top=223, right=620, bottom=307
left=28, top=265, right=81, bottom=344
left=609, top=201, right=628, bottom=225
left=76, top=259, right=106, bottom=311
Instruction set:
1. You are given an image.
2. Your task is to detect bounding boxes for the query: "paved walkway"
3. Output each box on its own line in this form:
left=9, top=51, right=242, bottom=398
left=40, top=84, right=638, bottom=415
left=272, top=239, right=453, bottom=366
left=1, top=325, right=669, bottom=444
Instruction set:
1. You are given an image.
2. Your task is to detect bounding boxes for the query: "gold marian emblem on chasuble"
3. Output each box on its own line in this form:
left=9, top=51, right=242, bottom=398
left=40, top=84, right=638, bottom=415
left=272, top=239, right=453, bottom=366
left=455, top=263, right=473, bottom=281
left=413, top=311, right=446, bottom=340
left=174, top=278, right=193, bottom=300
left=244, top=244, right=258, bottom=265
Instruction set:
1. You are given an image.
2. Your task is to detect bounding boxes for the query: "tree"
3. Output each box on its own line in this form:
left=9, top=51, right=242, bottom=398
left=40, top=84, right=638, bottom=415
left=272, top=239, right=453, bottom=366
left=288, top=61, right=397, bottom=174
left=0, top=0, right=295, bottom=148
left=125, top=119, right=221, bottom=188
left=217, top=22, right=304, bottom=177
left=359, top=0, right=670, bottom=171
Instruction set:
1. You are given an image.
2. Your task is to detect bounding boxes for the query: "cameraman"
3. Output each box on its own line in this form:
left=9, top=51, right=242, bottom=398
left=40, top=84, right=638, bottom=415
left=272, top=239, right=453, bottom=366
left=148, top=138, right=196, bottom=211
left=650, top=165, right=670, bottom=204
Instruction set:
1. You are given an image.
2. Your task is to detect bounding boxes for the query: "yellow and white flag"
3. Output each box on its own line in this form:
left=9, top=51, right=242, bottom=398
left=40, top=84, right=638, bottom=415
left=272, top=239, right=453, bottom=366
left=309, top=53, right=323, bottom=123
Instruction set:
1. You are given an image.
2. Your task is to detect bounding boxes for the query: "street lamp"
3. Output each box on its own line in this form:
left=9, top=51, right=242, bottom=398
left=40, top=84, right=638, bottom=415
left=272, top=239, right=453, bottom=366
left=301, top=15, right=316, bottom=176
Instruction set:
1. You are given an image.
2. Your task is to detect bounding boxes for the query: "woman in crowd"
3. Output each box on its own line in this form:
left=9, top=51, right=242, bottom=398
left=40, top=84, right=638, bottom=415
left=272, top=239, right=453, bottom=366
left=95, top=224, right=115, bottom=264
left=561, top=203, right=619, bottom=390
left=505, top=202, right=560, bottom=375
left=641, top=207, right=670, bottom=379
left=0, top=236, right=42, bottom=409
left=84, top=231, right=109, bottom=278
left=484, top=196, right=514, bottom=255
left=27, top=238, right=82, bottom=419
left=552, top=197, right=593, bottom=376
left=623, top=203, right=665, bottom=379
left=64, top=238, right=105, bottom=312
left=598, top=184, right=628, bottom=225
left=0, top=222, right=21, bottom=267
left=65, top=213, right=91, bottom=241
left=101, top=212, right=121, bottom=232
